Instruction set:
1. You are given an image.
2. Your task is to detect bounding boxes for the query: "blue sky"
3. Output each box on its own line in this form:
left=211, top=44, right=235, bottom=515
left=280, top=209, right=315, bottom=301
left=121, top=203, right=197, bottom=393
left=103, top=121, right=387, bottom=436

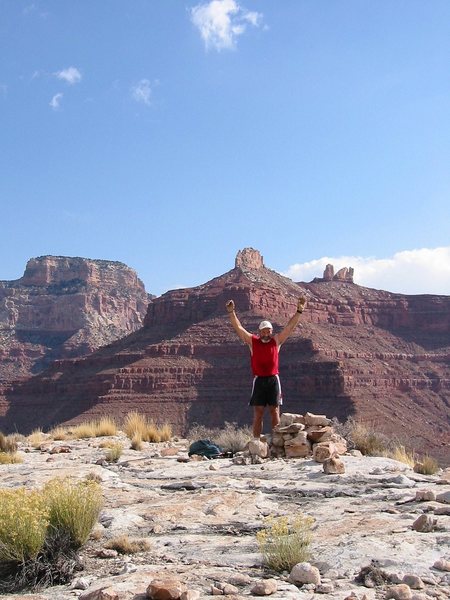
left=1, top=0, right=449, bottom=296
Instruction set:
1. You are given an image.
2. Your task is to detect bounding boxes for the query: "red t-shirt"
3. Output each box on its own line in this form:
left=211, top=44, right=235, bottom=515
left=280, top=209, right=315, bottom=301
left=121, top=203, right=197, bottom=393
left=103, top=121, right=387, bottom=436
left=251, top=335, right=279, bottom=376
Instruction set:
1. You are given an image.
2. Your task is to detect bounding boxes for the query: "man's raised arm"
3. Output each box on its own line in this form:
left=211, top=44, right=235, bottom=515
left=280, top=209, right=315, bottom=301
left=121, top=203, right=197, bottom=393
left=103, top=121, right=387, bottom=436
left=226, top=300, right=252, bottom=346
left=276, top=296, right=307, bottom=346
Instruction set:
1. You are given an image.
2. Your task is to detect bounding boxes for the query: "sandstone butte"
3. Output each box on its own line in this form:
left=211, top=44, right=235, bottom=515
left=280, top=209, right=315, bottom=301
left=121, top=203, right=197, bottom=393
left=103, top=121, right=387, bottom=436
left=0, top=248, right=449, bottom=466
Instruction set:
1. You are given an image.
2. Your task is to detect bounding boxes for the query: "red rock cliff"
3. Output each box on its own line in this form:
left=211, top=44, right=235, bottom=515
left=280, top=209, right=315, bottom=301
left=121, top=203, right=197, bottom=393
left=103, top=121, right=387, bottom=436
left=1, top=249, right=449, bottom=465
left=0, top=256, right=149, bottom=380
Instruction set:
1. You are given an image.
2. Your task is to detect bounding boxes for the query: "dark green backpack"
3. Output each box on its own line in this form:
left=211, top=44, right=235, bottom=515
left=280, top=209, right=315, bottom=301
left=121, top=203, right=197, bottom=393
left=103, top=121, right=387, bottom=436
left=188, top=439, right=223, bottom=459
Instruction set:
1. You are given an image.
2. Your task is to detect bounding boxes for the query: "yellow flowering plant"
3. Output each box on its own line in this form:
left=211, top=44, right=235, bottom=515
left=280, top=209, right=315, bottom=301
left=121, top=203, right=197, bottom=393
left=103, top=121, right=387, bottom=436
left=256, top=514, right=314, bottom=572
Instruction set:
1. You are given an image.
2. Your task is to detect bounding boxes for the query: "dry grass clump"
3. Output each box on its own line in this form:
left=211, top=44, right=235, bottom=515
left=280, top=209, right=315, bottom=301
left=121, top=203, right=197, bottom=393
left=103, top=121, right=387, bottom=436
left=28, top=428, right=46, bottom=448
left=187, top=422, right=252, bottom=454
left=256, top=514, right=314, bottom=573
left=0, top=431, right=18, bottom=453
left=0, top=451, right=23, bottom=464
left=385, top=445, right=416, bottom=467
left=123, top=411, right=172, bottom=444
left=47, top=426, right=69, bottom=441
left=94, top=417, right=117, bottom=437
left=68, top=422, right=97, bottom=439
left=104, top=535, right=151, bottom=554
left=333, top=417, right=391, bottom=456
left=130, top=432, right=143, bottom=451
left=0, top=489, right=49, bottom=563
left=43, top=477, right=103, bottom=548
left=414, top=455, right=440, bottom=475
left=0, top=477, right=102, bottom=592
left=67, top=417, right=117, bottom=439
left=105, top=442, right=123, bottom=463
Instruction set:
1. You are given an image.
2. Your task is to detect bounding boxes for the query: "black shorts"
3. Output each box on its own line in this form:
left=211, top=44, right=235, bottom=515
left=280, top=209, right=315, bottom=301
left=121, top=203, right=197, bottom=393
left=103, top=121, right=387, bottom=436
left=250, top=375, right=282, bottom=407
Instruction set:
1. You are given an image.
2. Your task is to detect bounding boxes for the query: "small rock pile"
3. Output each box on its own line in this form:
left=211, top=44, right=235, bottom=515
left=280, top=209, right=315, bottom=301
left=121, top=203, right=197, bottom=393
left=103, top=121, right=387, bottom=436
left=270, top=411, right=347, bottom=462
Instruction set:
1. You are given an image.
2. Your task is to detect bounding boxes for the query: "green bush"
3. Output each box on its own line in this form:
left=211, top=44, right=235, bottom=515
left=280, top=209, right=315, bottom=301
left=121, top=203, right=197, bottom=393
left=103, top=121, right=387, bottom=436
left=0, top=489, right=49, bottom=563
left=105, top=442, right=123, bottom=463
left=187, top=421, right=252, bottom=454
left=43, top=478, right=103, bottom=548
left=256, top=514, right=314, bottom=572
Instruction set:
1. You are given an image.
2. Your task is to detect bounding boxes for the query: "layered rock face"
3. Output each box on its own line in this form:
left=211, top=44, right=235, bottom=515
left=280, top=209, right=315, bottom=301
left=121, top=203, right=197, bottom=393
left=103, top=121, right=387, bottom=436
left=0, top=248, right=449, bottom=464
left=0, top=256, right=149, bottom=381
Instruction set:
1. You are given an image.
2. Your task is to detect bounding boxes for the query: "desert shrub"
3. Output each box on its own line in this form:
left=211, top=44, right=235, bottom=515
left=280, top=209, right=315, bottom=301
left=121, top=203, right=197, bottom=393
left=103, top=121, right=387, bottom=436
left=95, top=417, right=117, bottom=437
left=69, top=422, right=97, bottom=439
left=105, top=443, right=123, bottom=463
left=0, top=489, right=49, bottom=563
left=104, top=535, right=151, bottom=554
left=28, top=429, right=46, bottom=448
left=130, top=432, right=143, bottom=450
left=386, top=445, right=416, bottom=467
left=333, top=417, right=390, bottom=456
left=256, top=514, right=314, bottom=572
left=0, top=451, right=23, bottom=464
left=0, top=432, right=18, bottom=453
left=0, top=478, right=102, bottom=592
left=414, top=455, right=440, bottom=475
left=187, top=422, right=252, bottom=454
left=158, top=423, right=172, bottom=442
left=123, top=411, right=171, bottom=444
left=123, top=411, right=148, bottom=439
left=145, top=420, right=162, bottom=443
left=85, top=471, right=102, bottom=483
left=214, top=422, right=252, bottom=453
left=47, top=426, right=68, bottom=441
left=43, top=478, right=103, bottom=548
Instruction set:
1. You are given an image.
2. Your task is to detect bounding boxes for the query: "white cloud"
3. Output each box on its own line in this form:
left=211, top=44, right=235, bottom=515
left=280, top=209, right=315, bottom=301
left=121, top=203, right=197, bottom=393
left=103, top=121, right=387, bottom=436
left=55, top=67, right=82, bottom=85
left=131, top=79, right=152, bottom=105
left=49, top=92, right=63, bottom=110
left=283, top=247, right=450, bottom=296
left=0, top=84, right=7, bottom=98
left=190, top=0, right=263, bottom=51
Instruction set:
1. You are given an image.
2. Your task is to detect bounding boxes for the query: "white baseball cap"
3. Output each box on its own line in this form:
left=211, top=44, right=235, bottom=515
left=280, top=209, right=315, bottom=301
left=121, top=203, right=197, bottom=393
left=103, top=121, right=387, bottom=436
left=259, top=320, right=273, bottom=330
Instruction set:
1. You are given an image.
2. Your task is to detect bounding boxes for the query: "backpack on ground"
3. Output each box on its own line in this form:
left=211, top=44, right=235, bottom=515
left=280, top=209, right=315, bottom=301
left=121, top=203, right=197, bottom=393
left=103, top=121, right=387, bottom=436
left=188, top=439, right=223, bottom=459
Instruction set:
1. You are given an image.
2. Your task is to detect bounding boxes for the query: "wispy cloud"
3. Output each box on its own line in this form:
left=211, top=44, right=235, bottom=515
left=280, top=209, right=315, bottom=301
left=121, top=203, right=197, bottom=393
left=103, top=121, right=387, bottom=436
left=0, top=84, right=7, bottom=99
left=283, top=247, right=450, bottom=296
left=190, top=0, right=263, bottom=51
left=49, top=92, right=63, bottom=110
left=131, top=79, right=152, bottom=105
left=55, top=67, right=82, bottom=85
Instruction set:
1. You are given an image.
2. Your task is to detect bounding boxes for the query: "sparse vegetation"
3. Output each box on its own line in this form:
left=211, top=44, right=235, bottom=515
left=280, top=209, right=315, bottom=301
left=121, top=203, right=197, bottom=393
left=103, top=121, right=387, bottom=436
left=48, top=426, right=69, bottom=441
left=414, top=455, right=440, bottom=475
left=256, top=514, right=314, bottom=572
left=0, top=476, right=102, bottom=592
left=0, top=488, right=49, bottom=563
left=385, top=445, right=416, bottom=467
left=0, top=431, right=18, bottom=453
left=105, top=442, right=123, bottom=463
left=123, top=411, right=172, bottom=443
left=130, top=432, right=143, bottom=451
left=187, top=421, right=252, bottom=454
left=0, top=451, right=23, bottom=464
left=94, top=417, right=117, bottom=437
left=333, top=417, right=391, bottom=456
left=43, top=477, right=103, bottom=548
left=28, top=428, right=46, bottom=448
left=104, top=534, right=151, bottom=554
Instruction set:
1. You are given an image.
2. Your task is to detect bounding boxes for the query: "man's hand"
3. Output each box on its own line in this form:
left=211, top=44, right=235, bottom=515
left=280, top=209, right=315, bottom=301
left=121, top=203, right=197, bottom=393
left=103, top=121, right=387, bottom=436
left=297, top=296, right=307, bottom=313
left=226, top=300, right=235, bottom=314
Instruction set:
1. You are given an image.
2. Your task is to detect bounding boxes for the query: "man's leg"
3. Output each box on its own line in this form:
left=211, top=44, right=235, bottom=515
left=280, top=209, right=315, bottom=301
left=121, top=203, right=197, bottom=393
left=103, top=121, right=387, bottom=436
left=269, top=405, right=280, bottom=431
left=252, top=406, right=265, bottom=438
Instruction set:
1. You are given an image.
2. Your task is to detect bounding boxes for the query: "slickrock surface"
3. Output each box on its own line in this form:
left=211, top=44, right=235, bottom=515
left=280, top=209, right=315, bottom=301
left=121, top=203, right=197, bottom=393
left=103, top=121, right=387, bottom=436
left=1, top=434, right=450, bottom=600
left=1, top=249, right=449, bottom=464
left=0, top=256, right=149, bottom=381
